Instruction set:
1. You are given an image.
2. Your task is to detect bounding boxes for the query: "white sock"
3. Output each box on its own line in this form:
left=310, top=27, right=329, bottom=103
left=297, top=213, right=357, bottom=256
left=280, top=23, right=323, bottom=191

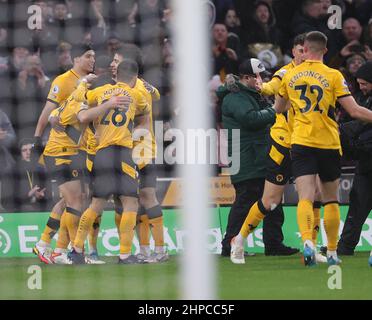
left=327, top=250, right=337, bottom=258
left=235, top=233, right=245, bottom=246
left=304, top=240, right=314, bottom=250
left=120, top=253, right=130, bottom=260
left=155, top=246, right=165, bottom=254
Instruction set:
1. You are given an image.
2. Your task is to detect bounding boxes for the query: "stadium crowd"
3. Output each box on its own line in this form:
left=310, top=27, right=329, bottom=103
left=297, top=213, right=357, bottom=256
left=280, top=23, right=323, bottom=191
left=0, top=0, right=371, bottom=213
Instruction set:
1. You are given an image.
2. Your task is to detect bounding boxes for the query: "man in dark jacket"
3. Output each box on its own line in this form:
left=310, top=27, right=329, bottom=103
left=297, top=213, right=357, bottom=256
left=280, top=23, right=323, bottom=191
left=337, top=61, right=372, bottom=255
left=218, top=58, right=298, bottom=257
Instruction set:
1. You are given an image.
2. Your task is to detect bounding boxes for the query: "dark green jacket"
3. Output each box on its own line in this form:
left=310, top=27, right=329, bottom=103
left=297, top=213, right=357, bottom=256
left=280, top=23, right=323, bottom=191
left=217, top=82, right=275, bottom=184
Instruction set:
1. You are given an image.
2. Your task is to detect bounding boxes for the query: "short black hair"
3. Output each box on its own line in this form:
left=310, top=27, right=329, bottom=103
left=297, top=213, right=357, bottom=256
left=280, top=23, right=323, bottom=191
left=19, top=138, right=34, bottom=149
left=71, top=43, right=93, bottom=59
left=305, top=31, right=328, bottom=51
left=293, top=33, right=306, bottom=47
left=117, top=59, right=139, bottom=83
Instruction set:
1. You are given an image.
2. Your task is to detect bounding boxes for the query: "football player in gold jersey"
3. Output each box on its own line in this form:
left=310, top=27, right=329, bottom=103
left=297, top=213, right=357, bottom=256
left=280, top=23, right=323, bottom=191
left=110, top=45, right=168, bottom=263
left=75, top=56, right=115, bottom=264
left=32, top=45, right=95, bottom=263
left=69, top=60, right=150, bottom=264
left=275, top=31, right=372, bottom=266
left=42, top=94, right=87, bottom=264
left=48, top=70, right=113, bottom=265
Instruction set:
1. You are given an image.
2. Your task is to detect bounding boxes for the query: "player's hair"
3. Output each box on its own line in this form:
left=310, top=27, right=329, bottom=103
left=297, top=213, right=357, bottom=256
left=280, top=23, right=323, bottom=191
left=115, top=43, right=144, bottom=75
left=293, top=33, right=306, bottom=47
left=117, top=59, right=139, bottom=83
left=305, top=31, right=328, bottom=52
left=71, top=43, right=94, bottom=59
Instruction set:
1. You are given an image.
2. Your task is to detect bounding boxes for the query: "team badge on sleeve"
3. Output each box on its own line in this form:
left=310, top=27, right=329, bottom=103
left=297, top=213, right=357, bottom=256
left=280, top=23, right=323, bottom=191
left=52, top=85, right=59, bottom=94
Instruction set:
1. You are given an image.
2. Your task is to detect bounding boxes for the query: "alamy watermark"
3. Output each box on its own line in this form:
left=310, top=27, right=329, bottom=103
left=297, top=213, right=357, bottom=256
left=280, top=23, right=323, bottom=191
left=327, top=265, right=342, bottom=290
left=27, top=265, right=42, bottom=290
left=327, top=5, right=342, bottom=30
left=27, top=5, right=42, bottom=30
left=132, top=121, right=241, bottom=175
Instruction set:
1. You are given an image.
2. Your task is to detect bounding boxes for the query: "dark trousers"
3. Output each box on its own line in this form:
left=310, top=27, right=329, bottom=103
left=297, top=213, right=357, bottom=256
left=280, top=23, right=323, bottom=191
left=338, top=172, right=372, bottom=253
left=221, top=178, right=284, bottom=255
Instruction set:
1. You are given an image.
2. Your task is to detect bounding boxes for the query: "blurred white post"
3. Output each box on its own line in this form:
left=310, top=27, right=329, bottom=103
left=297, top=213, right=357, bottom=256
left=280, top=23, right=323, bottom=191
left=172, top=1, right=215, bottom=299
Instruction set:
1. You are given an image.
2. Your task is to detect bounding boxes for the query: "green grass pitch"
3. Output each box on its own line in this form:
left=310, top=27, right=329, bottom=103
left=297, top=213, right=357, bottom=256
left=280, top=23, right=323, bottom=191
left=0, top=252, right=371, bottom=299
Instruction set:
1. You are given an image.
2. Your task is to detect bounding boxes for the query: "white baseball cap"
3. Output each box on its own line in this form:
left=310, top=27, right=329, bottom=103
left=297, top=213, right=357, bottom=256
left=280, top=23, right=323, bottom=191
left=239, top=58, right=266, bottom=75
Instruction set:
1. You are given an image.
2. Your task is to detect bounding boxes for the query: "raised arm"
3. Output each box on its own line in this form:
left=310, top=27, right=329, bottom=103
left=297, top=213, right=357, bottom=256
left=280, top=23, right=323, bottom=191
left=34, top=100, right=59, bottom=137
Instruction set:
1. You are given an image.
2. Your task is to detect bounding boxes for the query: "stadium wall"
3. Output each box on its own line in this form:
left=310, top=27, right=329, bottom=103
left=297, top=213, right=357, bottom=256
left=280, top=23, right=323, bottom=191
left=0, top=206, right=371, bottom=257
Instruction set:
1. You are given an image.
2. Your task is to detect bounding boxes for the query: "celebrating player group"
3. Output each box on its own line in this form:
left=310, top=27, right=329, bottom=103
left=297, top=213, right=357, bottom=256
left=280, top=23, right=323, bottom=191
left=32, top=43, right=168, bottom=265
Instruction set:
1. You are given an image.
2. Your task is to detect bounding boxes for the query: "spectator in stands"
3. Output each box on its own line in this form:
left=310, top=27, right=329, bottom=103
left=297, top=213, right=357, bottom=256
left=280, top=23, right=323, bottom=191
left=337, top=53, right=366, bottom=123
left=105, top=33, right=124, bottom=58
left=47, top=0, right=71, bottom=43
left=8, top=45, right=30, bottom=76
left=343, top=0, right=372, bottom=26
left=242, top=1, right=284, bottom=71
left=291, top=0, right=336, bottom=60
left=213, top=0, right=234, bottom=23
left=344, top=53, right=366, bottom=94
left=0, top=108, right=15, bottom=168
left=0, top=44, right=31, bottom=131
left=212, top=23, right=239, bottom=81
left=224, top=8, right=241, bottom=39
left=329, top=17, right=365, bottom=68
left=31, top=1, right=60, bottom=77
left=291, top=0, right=328, bottom=35
left=243, top=1, right=282, bottom=47
left=62, top=0, right=91, bottom=45
left=341, top=17, right=364, bottom=48
left=0, top=108, right=16, bottom=211
left=15, top=54, right=50, bottom=140
left=108, top=0, right=136, bottom=43
left=337, top=62, right=372, bottom=255
left=89, top=0, right=109, bottom=54
left=55, top=41, right=73, bottom=77
left=319, top=0, right=332, bottom=17
left=12, top=138, right=50, bottom=212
